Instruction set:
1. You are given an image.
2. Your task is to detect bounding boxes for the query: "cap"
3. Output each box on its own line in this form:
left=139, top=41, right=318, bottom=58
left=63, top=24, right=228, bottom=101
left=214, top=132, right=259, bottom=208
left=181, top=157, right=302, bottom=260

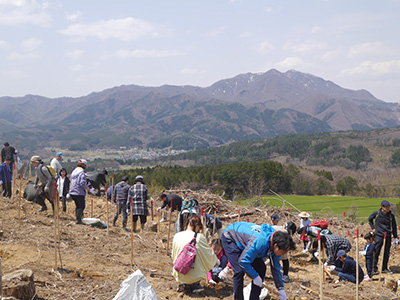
left=30, top=155, right=41, bottom=163
left=3, top=142, right=9, bottom=147
left=78, top=159, right=88, bottom=165
left=298, top=211, right=310, bottom=218
left=381, top=200, right=390, bottom=207
left=271, top=214, right=281, bottom=221
left=121, top=175, right=129, bottom=181
left=135, top=175, right=144, bottom=181
left=337, top=250, right=346, bottom=258
left=56, top=152, right=63, bottom=157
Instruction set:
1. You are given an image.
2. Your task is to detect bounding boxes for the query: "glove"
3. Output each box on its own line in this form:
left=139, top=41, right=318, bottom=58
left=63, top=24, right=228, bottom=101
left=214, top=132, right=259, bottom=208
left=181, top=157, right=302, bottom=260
left=253, top=276, right=263, bottom=287
left=209, top=279, right=216, bottom=284
left=359, top=250, right=366, bottom=256
left=66, top=193, right=70, bottom=199
left=208, top=235, right=213, bottom=240
left=89, top=188, right=96, bottom=195
left=302, top=249, right=308, bottom=254
left=15, top=150, right=18, bottom=154
left=157, top=207, right=162, bottom=212
left=278, top=289, right=287, bottom=300
left=394, top=238, right=399, bottom=245
left=0, top=180, right=2, bottom=185
left=323, top=262, right=328, bottom=268
left=218, top=267, right=229, bottom=280
left=327, top=265, right=335, bottom=271
left=314, top=251, right=319, bottom=258
left=34, top=184, right=38, bottom=189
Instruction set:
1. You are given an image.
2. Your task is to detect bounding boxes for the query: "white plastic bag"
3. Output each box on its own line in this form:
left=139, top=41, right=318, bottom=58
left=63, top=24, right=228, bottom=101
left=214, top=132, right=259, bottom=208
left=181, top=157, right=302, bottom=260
left=112, top=269, right=158, bottom=300
left=82, top=218, right=107, bottom=228
left=243, top=282, right=269, bottom=300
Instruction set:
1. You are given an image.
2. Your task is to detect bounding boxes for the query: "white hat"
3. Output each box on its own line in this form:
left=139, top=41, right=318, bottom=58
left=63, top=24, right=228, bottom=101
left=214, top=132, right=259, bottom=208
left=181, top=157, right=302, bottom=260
left=135, top=175, right=144, bottom=181
left=30, top=155, right=41, bottom=163
left=298, top=211, right=310, bottom=218
left=78, top=159, right=88, bottom=165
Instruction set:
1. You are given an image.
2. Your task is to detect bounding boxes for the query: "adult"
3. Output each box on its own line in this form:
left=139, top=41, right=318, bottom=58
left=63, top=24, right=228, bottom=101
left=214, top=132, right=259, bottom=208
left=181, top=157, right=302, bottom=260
left=87, top=169, right=108, bottom=196
left=31, top=155, right=54, bottom=213
left=0, top=156, right=12, bottom=198
left=128, top=175, right=149, bottom=232
left=328, top=250, right=364, bottom=284
left=368, top=200, right=398, bottom=274
left=271, top=213, right=281, bottom=226
left=157, top=193, right=183, bottom=222
left=69, top=159, right=91, bottom=224
left=113, top=175, right=130, bottom=228
left=1, top=142, right=18, bottom=175
left=57, top=168, right=70, bottom=212
left=204, top=214, right=223, bottom=238
left=172, top=215, right=218, bottom=294
left=50, top=152, right=63, bottom=178
left=176, top=197, right=201, bottom=233
left=222, top=222, right=296, bottom=300
left=313, top=234, right=352, bottom=266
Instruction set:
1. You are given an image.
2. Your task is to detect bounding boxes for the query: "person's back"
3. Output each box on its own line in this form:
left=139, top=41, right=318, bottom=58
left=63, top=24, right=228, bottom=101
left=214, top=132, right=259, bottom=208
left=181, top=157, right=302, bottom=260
left=114, top=181, right=130, bottom=203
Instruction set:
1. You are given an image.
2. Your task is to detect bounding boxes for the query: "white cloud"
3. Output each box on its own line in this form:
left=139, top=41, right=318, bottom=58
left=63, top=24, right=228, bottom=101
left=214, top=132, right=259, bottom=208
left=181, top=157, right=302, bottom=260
left=347, top=41, right=390, bottom=59
left=105, top=49, right=185, bottom=59
left=21, top=38, right=42, bottom=52
left=59, top=17, right=162, bottom=41
left=7, top=51, right=39, bottom=61
left=68, top=64, right=83, bottom=71
left=65, top=11, right=81, bottom=22
left=311, top=26, right=322, bottom=34
left=342, top=60, right=400, bottom=76
left=238, top=32, right=253, bottom=39
left=206, top=27, right=226, bottom=37
left=265, top=7, right=272, bottom=13
left=319, top=50, right=341, bottom=62
left=0, top=0, right=51, bottom=26
left=275, top=57, right=304, bottom=69
left=284, top=40, right=327, bottom=54
left=257, top=40, right=274, bottom=54
left=65, top=49, right=84, bottom=59
left=0, top=40, right=9, bottom=48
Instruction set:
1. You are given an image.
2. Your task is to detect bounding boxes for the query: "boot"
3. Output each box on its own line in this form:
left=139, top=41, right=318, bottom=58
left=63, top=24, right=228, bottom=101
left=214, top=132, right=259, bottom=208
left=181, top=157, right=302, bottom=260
left=122, top=220, right=127, bottom=228
left=62, top=197, right=67, bottom=212
left=132, top=222, right=137, bottom=232
left=76, top=209, right=84, bottom=224
left=141, top=223, right=145, bottom=232
left=113, top=216, right=118, bottom=227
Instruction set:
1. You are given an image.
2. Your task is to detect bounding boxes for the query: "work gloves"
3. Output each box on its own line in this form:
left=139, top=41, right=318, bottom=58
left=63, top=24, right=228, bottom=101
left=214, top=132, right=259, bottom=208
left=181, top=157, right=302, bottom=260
left=218, top=267, right=229, bottom=280
left=394, top=238, right=399, bottom=245
left=314, top=251, right=319, bottom=258
left=157, top=207, right=162, bottom=212
left=278, top=289, right=287, bottom=300
left=253, top=276, right=263, bottom=287
left=359, top=250, right=366, bottom=256
left=327, top=265, right=335, bottom=272
left=89, top=188, right=96, bottom=195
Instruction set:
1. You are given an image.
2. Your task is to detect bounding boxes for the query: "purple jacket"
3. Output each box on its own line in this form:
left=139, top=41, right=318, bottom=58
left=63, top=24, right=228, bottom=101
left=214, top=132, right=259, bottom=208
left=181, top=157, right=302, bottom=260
left=69, top=167, right=87, bottom=196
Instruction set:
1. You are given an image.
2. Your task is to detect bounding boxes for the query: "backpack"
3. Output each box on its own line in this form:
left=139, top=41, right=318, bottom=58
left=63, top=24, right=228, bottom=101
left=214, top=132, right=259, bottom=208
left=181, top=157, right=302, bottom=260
left=173, top=232, right=198, bottom=275
left=310, top=220, right=329, bottom=230
left=39, top=165, right=56, bottom=179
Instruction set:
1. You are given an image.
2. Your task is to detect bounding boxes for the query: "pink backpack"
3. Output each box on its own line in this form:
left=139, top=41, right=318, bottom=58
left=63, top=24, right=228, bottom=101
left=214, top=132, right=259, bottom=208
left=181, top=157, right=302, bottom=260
left=173, top=232, right=198, bottom=275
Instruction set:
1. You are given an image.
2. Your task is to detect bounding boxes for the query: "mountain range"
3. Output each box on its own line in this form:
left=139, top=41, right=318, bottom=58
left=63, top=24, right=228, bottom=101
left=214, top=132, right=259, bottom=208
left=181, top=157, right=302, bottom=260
left=1, top=69, right=400, bottom=152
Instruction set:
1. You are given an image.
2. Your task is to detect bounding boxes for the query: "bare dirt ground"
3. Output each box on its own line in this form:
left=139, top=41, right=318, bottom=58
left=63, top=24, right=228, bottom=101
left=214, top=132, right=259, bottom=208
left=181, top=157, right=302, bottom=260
left=1, top=183, right=399, bottom=300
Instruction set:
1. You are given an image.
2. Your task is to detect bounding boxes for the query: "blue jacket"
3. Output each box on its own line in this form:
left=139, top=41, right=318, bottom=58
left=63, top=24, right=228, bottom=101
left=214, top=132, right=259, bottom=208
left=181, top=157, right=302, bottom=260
left=335, top=256, right=364, bottom=281
left=223, top=222, right=283, bottom=289
left=0, top=162, right=12, bottom=183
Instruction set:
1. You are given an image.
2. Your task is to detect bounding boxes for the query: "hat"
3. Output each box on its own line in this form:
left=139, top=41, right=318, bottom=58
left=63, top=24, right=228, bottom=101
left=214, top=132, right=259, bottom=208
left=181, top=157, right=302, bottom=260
left=271, top=214, right=281, bottom=221
left=3, top=142, right=9, bottom=147
left=298, top=211, right=310, bottom=218
left=30, top=155, right=41, bottom=163
left=381, top=200, right=390, bottom=207
left=56, top=152, right=63, bottom=157
left=135, top=175, right=144, bottom=181
left=336, top=250, right=346, bottom=258
left=78, top=159, right=88, bottom=165
left=121, top=175, right=129, bottom=181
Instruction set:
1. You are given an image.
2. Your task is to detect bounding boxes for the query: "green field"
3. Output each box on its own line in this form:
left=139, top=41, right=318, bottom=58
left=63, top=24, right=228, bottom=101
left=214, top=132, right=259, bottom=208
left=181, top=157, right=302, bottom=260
left=244, top=195, right=400, bottom=222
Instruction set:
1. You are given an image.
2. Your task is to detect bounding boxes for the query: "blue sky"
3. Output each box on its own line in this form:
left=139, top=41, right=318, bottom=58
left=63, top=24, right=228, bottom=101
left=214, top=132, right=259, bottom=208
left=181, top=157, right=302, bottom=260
left=1, top=0, right=400, bottom=102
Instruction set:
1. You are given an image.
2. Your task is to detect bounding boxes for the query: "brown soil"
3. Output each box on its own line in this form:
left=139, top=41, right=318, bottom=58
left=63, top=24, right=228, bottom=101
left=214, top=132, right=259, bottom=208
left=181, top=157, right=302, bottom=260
left=1, top=184, right=399, bottom=300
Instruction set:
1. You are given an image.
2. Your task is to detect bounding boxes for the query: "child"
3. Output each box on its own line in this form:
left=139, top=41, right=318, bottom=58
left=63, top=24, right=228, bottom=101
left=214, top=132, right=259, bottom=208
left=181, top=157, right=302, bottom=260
left=298, top=211, right=311, bottom=250
left=208, top=238, right=231, bottom=284
left=359, top=232, right=375, bottom=282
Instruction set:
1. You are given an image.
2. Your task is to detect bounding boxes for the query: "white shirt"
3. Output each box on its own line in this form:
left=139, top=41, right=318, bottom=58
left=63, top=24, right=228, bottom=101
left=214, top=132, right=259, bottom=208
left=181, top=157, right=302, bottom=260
left=57, top=176, right=65, bottom=196
left=50, top=157, right=62, bottom=175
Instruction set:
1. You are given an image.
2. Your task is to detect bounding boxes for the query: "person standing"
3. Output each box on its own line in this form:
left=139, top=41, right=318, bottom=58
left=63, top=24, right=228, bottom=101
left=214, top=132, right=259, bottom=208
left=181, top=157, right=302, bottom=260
left=113, top=175, right=130, bottom=228
left=0, top=156, right=12, bottom=198
left=222, top=222, right=296, bottom=300
left=69, top=159, right=91, bottom=224
left=128, top=175, right=149, bottom=232
left=1, top=142, right=18, bottom=175
left=31, top=155, right=55, bottom=213
left=368, top=200, right=398, bottom=274
left=57, top=168, right=70, bottom=212
left=50, top=152, right=63, bottom=178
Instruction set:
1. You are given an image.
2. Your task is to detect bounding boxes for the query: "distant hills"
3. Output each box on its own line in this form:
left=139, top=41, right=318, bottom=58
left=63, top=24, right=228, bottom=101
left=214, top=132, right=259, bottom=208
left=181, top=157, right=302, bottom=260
left=1, top=69, right=400, bottom=152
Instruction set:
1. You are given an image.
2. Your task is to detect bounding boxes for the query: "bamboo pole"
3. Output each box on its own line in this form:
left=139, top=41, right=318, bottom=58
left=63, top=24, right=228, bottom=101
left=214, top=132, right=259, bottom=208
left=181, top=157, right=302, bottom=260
left=18, top=170, right=22, bottom=220
left=322, top=244, right=326, bottom=281
left=356, top=228, right=359, bottom=300
left=262, top=283, right=280, bottom=300
left=105, top=186, right=109, bottom=233
left=53, top=182, right=58, bottom=270
left=151, top=200, right=154, bottom=221
left=166, top=198, right=173, bottom=256
left=0, top=259, right=3, bottom=299
left=212, top=202, right=217, bottom=239
left=318, top=230, right=323, bottom=300
left=130, top=196, right=134, bottom=267
left=379, top=231, right=387, bottom=282
left=343, top=212, right=346, bottom=237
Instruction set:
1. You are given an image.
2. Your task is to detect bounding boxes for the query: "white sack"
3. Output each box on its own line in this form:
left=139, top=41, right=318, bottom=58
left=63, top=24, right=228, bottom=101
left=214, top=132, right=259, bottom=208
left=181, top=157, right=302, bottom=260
left=243, top=282, right=269, bottom=300
left=112, top=269, right=158, bottom=300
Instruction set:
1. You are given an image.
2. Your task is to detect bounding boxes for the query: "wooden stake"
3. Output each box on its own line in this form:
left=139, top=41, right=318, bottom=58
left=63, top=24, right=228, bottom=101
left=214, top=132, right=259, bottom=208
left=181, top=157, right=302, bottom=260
left=105, top=186, right=109, bottom=233
left=53, top=182, right=58, bottom=270
left=18, top=170, right=22, bottom=220
left=343, top=211, right=346, bottom=237
left=322, top=244, right=326, bottom=281
left=151, top=200, right=154, bottom=221
left=356, top=229, right=359, bottom=300
left=166, top=198, right=173, bottom=256
left=212, top=202, right=217, bottom=239
left=238, top=201, right=240, bottom=222
left=0, top=259, right=3, bottom=299
left=379, top=231, right=387, bottom=282
left=130, top=197, right=134, bottom=267
left=318, top=230, right=323, bottom=300
left=262, top=283, right=280, bottom=300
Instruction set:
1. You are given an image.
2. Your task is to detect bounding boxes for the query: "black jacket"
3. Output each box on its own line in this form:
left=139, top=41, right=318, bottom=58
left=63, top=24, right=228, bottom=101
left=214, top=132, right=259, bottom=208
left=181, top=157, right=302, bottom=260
left=1, top=146, right=17, bottom=164
left=368, top=209, right=398, bottom=238
left=160, top=194, right=183, bottom=212
left=335, top=256, right=364, bottom=281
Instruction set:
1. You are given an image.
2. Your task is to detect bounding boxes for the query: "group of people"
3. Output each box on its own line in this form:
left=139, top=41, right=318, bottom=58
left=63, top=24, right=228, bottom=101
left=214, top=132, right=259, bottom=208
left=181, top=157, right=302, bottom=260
left=0, top=142, right=18, bottom=198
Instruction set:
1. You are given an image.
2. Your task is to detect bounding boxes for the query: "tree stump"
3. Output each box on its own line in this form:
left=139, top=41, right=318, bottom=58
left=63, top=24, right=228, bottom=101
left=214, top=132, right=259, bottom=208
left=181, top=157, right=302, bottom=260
left=2, top=269, right=36, bottom=300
